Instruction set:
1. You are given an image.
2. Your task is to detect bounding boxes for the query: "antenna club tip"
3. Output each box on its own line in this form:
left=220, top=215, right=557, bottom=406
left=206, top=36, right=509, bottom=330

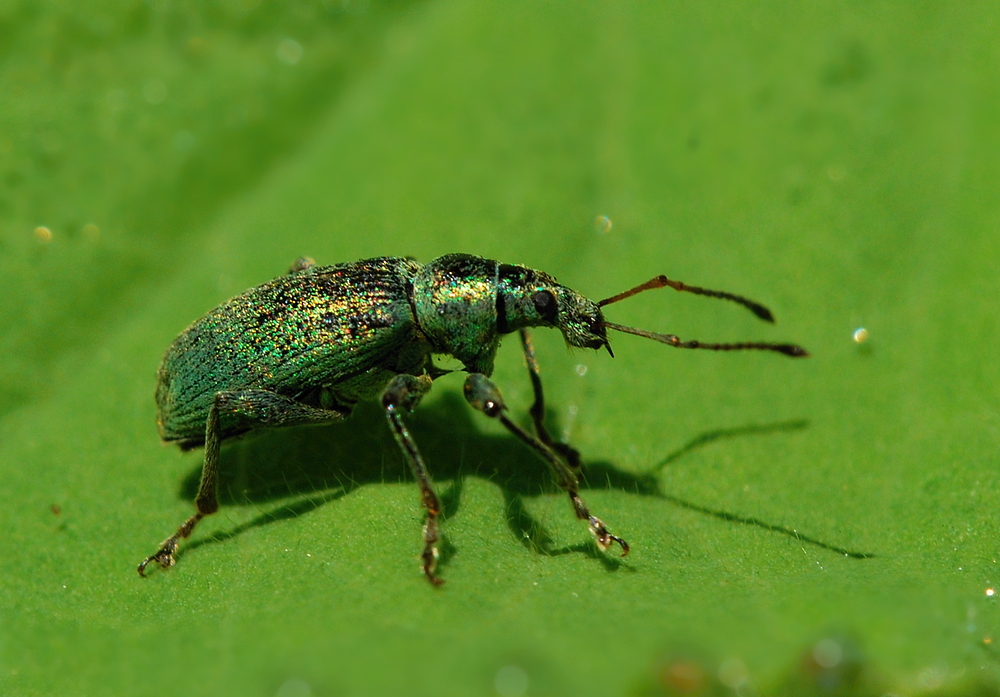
left=783, top=345, right=810, bottom=358
left=750, top=305, right=776, bottom=323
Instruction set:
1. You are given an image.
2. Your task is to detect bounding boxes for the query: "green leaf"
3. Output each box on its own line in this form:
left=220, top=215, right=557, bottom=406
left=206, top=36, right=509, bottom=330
left=2, top=1, right=999, bottom=695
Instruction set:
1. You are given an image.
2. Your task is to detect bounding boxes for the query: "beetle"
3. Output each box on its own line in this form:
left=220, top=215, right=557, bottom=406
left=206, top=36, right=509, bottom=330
left=139, top=253, right=807, bottom=585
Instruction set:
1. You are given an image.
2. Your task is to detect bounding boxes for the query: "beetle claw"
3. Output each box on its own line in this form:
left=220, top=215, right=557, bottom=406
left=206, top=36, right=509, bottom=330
left=137, top=537, right=180, bottom=577
left=588, top=516, right=630, bottom=557
left=421, top=520, right=445, bottom=586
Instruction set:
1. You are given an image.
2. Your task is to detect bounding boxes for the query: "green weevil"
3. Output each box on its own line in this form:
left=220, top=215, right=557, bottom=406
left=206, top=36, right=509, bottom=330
left=139, top=253, right=808, bottom=585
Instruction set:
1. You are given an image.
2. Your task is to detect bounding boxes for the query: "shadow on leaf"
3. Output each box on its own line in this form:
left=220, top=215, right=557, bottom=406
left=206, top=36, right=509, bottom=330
left=176, top=391, right=873, bottom=571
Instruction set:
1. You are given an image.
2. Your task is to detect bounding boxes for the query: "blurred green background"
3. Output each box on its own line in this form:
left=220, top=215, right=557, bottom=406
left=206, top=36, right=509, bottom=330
left=2, top=1, right=999, bottom=695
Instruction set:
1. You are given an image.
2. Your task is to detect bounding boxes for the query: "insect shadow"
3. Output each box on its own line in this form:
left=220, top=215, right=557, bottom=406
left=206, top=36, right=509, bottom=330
left=179, top=391, right=873, bottom=570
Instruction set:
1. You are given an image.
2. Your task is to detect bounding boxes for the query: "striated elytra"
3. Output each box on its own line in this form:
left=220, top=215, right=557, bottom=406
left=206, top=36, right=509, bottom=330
left=139, top=253, right=807, bottom=585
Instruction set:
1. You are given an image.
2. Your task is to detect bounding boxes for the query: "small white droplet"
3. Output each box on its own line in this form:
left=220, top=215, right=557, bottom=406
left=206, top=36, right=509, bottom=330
left=276, top=678, right=312, bottom=697
left=574, top=364, right=588, bottom=377
left=812, top=638, right=842, bottom=668
left=494, top=665, right=528, bottom=697
left=986, top=588, right=995, bottom=598
left=594, top=215, right=613, bottom=234
left=276, top=38, right=304, bottom=65
left=143, top=80, right=167, bottom=104
left=852, top=327, right=869, bottom=343
left=717, top=657, right=749, bottom=688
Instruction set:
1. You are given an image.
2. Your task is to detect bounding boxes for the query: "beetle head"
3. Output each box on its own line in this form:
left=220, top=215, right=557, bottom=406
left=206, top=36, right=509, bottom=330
left=495, top=263, right=612, bottom=355
left=548, top=286, right=612, bottom=353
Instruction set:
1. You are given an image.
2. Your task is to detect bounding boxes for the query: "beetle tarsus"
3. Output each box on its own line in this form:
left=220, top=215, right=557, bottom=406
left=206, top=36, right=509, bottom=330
left=567, top=491, right=629, bottom=557
left=422, top=518, right=444, bottom=586
left=587, top=515, right=630, bottom=557
left=137, top=537, right=180, bottom=577
left=138, top=511, right=204, bottom=577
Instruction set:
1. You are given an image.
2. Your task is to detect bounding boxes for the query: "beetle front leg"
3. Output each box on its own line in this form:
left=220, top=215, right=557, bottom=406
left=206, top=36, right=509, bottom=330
left=463, top=373, right=628, bottom=557
left=381, top=374, right=445, bottom=586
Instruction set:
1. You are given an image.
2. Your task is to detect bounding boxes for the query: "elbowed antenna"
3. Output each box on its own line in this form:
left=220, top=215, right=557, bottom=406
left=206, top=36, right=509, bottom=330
left=597, top=275, right=809, bottom=358
left=598, top=275, right=775, bottom=322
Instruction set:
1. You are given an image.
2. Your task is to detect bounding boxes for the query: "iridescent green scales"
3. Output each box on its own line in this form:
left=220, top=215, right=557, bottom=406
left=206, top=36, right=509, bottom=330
left=156, top=257, right=424, bottom=444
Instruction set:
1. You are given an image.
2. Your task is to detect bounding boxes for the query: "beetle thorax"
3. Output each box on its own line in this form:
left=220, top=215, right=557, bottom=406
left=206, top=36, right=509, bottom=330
left=412, top=254, right=502, bottom=375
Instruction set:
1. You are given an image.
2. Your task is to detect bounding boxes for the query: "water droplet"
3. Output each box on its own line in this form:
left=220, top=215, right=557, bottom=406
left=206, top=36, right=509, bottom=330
left=34, top=226, right=52, bottom=242
left=276, top=678, right=312, bottom=697
left=494, top=665, right=528, bottom=697
left=717, top=657, right=749, bottom=688
left=852, top=327, right=869, bottom=343
left=594, top=215, right=613, bottom=234
left=574, top=364, right=588, bottom=377
left=276, top=38, right=304, bottom=65
left=812, top=638, right=842, bottom=668
left=143, top=80, right=167, bottom=105
left=986, top=588, right=995, bottom=598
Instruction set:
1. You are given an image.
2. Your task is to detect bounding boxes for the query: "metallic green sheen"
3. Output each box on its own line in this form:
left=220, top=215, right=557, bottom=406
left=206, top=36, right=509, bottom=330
left=155, top=253, right=609, bottom=445
left=156, top=257, right=427, bottom=443
left=412, top=254, right=501, bottom=375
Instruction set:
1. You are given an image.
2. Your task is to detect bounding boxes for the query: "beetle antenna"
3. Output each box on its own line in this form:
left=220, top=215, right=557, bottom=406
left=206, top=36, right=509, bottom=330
left=603, top=322, right=809, bottom=358
left=597, top=275, right=776, bottom=323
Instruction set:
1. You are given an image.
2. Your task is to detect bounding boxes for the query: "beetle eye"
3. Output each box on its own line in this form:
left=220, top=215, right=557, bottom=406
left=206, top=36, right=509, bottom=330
left=531, top=290, right=558, bottom=323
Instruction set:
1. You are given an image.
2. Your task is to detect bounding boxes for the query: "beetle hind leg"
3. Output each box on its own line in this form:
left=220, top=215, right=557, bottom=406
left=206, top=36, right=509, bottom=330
left=139, top=389, right=348, bottom=577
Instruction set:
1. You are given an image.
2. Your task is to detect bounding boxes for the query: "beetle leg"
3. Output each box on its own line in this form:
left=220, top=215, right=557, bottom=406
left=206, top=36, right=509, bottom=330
left=519, top=328, right=582, bottom=472
left=381, top=374, right=445, bottom=586
left=139, top=389, right=348, bottom=577
left=463, top=373, right=628, bottom=557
